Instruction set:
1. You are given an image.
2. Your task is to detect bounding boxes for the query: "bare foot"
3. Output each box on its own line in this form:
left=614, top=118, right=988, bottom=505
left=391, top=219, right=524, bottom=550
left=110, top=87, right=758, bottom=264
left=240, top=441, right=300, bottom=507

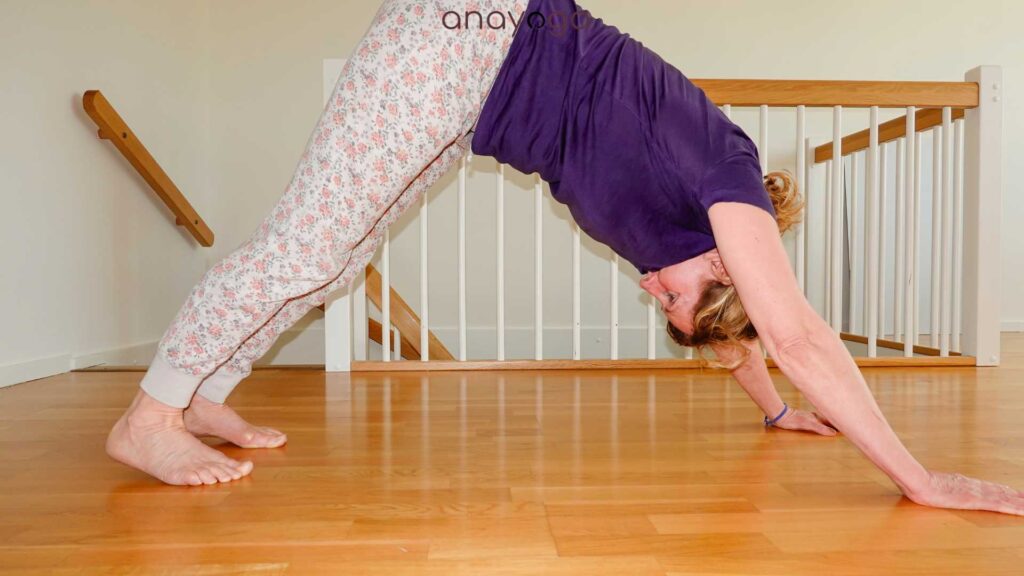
left=107, top=390, right=253, bottom=486
left=184, top=394, right=287, bottom=449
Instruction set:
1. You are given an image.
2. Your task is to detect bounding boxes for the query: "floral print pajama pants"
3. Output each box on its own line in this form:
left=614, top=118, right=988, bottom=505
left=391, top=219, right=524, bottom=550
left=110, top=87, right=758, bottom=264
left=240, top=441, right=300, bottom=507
left=141, top=0, right=523, bottom=408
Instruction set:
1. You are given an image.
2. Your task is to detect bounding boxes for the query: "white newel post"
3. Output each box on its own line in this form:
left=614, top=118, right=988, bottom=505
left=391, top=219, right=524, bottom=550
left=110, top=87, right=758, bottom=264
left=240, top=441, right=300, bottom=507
left=325, top=288, right=352, bottom=372
left=962, top=66, right=1002, bottom=366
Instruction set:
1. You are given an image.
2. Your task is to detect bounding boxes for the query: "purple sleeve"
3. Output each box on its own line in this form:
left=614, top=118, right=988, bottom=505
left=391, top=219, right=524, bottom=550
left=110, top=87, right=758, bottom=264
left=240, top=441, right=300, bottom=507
left=698, top=152, right=776, bottom=217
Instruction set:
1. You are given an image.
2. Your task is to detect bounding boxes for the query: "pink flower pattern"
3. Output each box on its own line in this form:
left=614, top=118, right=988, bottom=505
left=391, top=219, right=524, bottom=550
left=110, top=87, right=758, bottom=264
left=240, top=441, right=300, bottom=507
left=158, top=0, right=522, bottom=383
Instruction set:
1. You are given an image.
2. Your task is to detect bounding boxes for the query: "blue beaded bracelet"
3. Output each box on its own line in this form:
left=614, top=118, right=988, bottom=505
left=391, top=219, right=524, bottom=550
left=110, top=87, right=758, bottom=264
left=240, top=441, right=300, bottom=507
left=764, top=403, right=789, bottom=427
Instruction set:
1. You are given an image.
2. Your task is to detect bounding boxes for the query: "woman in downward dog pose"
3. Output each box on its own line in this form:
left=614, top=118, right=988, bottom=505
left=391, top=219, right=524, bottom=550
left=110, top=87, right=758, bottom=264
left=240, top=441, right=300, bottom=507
left=106, top=0, right=1024, bottom=515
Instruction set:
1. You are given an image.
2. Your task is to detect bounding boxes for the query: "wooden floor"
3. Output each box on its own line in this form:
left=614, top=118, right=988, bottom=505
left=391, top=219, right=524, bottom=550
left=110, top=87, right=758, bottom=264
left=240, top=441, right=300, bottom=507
left=3, top=337, right=1024, bottom=574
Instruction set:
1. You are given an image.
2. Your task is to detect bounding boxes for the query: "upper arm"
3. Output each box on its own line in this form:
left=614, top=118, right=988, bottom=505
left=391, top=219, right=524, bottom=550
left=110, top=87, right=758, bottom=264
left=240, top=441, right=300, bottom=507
left=707, top=202, right=818, bottom=355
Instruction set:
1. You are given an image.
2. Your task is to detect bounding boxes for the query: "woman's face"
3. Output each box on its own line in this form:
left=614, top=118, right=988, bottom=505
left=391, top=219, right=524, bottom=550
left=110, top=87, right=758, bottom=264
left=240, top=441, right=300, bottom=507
left=638, top=249, right=732, bottom=337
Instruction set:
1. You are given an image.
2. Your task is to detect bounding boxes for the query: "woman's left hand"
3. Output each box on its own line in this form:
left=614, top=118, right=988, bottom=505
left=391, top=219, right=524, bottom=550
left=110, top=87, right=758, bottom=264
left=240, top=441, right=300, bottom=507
left=771, top=408, right=838, bottom=436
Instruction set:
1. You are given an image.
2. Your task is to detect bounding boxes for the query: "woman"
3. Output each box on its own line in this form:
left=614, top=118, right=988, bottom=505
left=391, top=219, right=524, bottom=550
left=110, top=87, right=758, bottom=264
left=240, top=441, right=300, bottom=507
left=106, top=0, right=1024, bottom=516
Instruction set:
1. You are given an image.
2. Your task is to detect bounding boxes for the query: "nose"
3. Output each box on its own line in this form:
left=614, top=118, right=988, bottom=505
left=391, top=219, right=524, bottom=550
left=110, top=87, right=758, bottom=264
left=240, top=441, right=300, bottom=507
left=639, top=272, right=657, bottom=291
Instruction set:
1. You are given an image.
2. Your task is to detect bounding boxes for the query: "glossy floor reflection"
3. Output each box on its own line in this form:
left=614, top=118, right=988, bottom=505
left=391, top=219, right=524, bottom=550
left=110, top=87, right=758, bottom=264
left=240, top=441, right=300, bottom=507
left=2, top=337, right=1024, bottom=574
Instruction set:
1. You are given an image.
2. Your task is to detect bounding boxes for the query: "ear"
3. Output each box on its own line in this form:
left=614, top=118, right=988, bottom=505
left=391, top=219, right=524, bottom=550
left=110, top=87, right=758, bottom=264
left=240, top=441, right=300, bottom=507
left=706, top=250, right=733, bottom=286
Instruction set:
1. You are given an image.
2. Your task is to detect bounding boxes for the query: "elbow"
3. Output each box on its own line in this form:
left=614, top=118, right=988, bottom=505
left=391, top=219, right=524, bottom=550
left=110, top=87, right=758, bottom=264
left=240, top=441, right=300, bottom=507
left=771, top=333, right=815, bottom=372
left=763, top=314, right=833, bottom=374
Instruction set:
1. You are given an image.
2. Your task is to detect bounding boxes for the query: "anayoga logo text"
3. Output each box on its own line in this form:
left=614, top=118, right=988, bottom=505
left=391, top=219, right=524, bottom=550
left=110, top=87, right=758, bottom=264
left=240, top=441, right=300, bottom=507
left=441, top=8, right=594, bottom=37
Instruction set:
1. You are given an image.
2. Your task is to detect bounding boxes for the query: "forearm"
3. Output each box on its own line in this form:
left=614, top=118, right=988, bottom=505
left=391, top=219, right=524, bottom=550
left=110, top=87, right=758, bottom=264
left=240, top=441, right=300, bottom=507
left=765, top=315, right=930, bottom=495
left=720, top=340, right=786, bottom=418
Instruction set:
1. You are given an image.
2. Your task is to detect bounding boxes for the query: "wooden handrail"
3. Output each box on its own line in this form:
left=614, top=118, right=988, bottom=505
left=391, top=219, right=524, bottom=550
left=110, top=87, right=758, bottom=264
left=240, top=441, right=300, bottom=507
left=693, top=79, right=978, bottom=108
left=365, top=265, right=455, bottom=361
left=839, top=332, right=961, bottom=357
left=814, top=107, right=966, bottom=163
left=82, top=90, right=214, bottom=246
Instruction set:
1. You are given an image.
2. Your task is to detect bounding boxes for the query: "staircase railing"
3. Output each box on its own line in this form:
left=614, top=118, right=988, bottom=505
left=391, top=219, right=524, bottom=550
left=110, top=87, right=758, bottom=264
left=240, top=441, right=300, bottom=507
left=323, top=66, right=1001, bottom=371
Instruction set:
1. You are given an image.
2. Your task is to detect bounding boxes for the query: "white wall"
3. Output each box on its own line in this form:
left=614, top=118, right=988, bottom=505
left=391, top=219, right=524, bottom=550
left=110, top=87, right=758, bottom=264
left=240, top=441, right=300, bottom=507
left=4, top=1, right=1022, bottom=376
left=0, top=0, right=213, bottom=385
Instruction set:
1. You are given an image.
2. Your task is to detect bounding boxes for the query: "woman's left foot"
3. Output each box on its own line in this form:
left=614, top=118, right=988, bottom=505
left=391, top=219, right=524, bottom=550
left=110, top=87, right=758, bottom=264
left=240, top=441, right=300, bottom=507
left=184, top=394, right=287, bottom=449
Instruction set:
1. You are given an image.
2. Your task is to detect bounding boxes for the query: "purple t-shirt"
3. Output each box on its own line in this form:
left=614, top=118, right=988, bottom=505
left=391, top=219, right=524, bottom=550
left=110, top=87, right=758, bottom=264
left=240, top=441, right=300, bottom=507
left=471, top=0, right=775, bottom=273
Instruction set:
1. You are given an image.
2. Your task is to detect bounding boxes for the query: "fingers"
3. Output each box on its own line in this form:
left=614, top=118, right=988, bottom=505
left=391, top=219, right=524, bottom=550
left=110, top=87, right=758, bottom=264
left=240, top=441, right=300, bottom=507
left=812, top=421, right=838, bottom=436
left=813, top=411, right=835, bottom=428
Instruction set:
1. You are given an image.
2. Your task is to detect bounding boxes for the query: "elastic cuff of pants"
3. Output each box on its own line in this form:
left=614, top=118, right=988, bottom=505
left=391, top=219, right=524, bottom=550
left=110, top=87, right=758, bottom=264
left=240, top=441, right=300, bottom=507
left=196, top=366, right=247, bottom=404
left=139, top=354, right=205, bottom=409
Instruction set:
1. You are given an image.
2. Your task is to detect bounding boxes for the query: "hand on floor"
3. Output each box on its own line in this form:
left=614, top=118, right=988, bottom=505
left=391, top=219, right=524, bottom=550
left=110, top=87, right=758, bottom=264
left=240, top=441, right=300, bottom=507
left=906, top=471, right=1024, bottom=516
left=770, top=408, right=839, bottom=436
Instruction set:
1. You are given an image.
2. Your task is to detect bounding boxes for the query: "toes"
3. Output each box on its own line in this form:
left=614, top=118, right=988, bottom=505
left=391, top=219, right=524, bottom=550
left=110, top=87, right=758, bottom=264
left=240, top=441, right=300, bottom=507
left=196, top=467, right=219, bottom=485
left=236, top=460, right=255, bottom=476
left=224, top=464, right=244, bottom=481
left=210, top=463, right=238, bottom=483
left=258, top=428, right=288, bottom=447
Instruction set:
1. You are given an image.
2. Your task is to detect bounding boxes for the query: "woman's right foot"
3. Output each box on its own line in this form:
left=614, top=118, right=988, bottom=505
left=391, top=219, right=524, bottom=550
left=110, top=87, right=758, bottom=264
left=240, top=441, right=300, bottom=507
left=106, top=390, right=253, bottom=486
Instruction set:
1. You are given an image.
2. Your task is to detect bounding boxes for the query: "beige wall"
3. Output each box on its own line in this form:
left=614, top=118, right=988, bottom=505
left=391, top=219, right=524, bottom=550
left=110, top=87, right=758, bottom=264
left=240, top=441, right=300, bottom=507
left=0, top=0, right=212, bottom=384
left=3, top=1, right=1022, bottom=377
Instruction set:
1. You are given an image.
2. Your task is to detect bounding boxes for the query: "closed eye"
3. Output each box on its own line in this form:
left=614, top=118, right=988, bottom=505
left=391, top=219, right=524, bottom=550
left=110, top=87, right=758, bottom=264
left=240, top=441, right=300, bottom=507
left=664, top=292, right=678, bottom=310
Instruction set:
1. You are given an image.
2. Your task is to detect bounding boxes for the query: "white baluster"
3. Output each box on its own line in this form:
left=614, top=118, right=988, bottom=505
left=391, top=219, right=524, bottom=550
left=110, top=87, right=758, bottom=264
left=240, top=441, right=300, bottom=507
left=912, top=131, right=922, bottom=348
left=851, top=152, right=860, bottom=334
left=952, top=119, right=964, bottom=352
left=759, top=105, right=768, bottom=175
left=382, top=229, right=391, bottom=362
left=878, top=142, right=888, bottom=340
left=534, top=174, right=544, bottom=360
left=610, top=253, right=619, bottom=360
left=647, top=296, right=656, bottom=360
left=573, top=223, right=581, bottom=360
left=894, top=138, right=905, bottom=341
left=804, top=139, right=814, bottom=301
left=795, top=110, right=806, bottom=294
left=903, top=109, right=916, bottom=356
left=940, top=107, right=954, bottom=356
left=930, top=126, right=943, bottom=349
left=354, top=268, right=367, bottom=361
left=420, top=173, right=429, bottom=361
left=497, top=163, right=505, bottom=361
left=825, top=159, right=833, bottom=325
left=458, top=154, right=468, bottom=361
left=830, top=106, right=843, bottom=333
left=866, top=107, right=880, bottom=357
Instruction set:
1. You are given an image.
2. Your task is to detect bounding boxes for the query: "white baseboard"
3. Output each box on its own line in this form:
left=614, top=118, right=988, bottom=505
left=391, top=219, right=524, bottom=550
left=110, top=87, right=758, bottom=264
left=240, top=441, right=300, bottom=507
left=70, top=340, right=159, bottom=370
left=1001, top=321, right=1024, bottom=333
left=0, top=354, right=72, bottom=389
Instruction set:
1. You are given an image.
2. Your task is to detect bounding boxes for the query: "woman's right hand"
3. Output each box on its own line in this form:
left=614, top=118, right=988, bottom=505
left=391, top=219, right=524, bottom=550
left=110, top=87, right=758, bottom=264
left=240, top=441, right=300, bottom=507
left=906, top=471, right=1024, bottom=515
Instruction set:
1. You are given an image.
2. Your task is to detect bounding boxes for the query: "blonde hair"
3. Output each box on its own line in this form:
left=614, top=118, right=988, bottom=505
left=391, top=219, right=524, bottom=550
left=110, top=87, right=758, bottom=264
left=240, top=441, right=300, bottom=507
left=667, top=170, right=803, bottom=369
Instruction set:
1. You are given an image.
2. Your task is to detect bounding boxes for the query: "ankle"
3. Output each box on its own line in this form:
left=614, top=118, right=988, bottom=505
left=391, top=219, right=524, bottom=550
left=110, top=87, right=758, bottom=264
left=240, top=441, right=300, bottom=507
left=125, top=390, right=185, bottom=427
left=187, top=393, right=226, bottom=413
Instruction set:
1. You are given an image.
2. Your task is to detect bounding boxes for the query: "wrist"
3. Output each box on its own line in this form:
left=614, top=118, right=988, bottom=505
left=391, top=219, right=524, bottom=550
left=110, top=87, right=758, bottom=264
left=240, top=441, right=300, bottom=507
left=762, top=399, right=787, bottom=421
left=763, top=402, right=789, bottom=427
left=896, top=468, right=934, bottom=499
